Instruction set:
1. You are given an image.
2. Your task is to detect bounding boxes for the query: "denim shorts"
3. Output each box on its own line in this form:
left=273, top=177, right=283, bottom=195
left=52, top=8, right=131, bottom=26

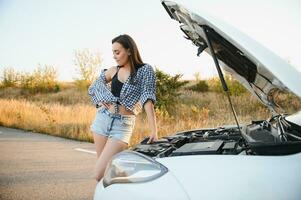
left=90, top=106, right=136, bottom=145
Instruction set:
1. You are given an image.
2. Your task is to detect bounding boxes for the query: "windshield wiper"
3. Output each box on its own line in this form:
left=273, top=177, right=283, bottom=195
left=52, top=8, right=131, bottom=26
left=201, top=25, right=242, bottom=135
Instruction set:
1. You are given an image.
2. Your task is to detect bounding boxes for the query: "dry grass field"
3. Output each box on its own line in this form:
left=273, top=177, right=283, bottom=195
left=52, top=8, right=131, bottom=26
left=0, top=85, right=300, bottom=148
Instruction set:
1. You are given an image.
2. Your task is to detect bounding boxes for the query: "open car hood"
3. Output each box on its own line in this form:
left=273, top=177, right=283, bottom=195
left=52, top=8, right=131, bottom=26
left=162, top=0, right=301, bottom=114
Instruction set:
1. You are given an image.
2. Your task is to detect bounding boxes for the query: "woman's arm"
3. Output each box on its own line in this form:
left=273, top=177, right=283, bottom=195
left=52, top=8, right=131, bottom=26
left=99, top=66, right=117, bottom=108
left=139, top=64, right=158, bottom=143
left=144, top=100, right=158, bottom=144
left=88, top=66, right=117, bottom=108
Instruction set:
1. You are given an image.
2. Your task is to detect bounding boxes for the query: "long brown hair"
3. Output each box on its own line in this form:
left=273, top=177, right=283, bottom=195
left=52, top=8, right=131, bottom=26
left=112, top=34, right=144, bottom=76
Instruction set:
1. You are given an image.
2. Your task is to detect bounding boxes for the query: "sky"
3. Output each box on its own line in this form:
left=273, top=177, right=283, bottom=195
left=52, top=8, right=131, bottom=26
left=0, top=0, right=301, bottom=81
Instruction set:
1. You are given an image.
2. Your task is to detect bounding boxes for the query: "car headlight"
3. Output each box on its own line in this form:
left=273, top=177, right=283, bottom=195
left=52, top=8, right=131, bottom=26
left=103, top=150, right=168, bottom=187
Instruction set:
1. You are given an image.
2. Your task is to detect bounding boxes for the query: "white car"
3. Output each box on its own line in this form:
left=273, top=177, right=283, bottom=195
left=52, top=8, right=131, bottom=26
left=94, top=1, right=301, bottom=199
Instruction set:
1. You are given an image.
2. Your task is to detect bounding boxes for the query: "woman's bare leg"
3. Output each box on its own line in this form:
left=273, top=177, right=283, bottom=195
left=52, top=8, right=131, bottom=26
left=94, top=138, right=128, bottom=182
left=93, top=132, right=108, bottom=158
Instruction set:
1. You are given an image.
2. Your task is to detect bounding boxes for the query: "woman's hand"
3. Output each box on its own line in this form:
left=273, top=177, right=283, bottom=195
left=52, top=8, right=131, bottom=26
left=147, top=131, right=158, bottom=144
left=99, top=102, right=110, bottom=109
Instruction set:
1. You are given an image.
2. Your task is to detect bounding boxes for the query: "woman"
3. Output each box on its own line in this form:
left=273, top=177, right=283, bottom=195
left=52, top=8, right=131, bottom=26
left=88, top=34, right=158, bottom=182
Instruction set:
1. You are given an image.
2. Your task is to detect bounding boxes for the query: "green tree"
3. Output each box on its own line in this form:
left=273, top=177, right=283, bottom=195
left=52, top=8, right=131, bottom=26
left=193, top=72, right=201, bottom=82
left=155, top=68, right=188, bottom=113
left=0, top=67, right=19, bottom=87
left=73, top=49, right=102, bottom=91
left=187, top=80, right=209, bottom=92
left=207, top=75, right=246, bottom=96
left=19, top=64, right=60, bottom=93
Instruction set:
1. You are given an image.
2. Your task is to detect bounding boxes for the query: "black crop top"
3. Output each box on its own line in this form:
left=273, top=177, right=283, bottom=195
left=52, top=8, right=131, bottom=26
left=111, top=66, right=123, bottom=99
left=111, top=64, right=145, bottom=100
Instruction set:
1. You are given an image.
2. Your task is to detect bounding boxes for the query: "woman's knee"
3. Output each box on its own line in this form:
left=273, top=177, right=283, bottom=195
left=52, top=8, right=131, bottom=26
left=94, top=156, right=109, bottom=181
left=93, top=138, right=128, bottom=181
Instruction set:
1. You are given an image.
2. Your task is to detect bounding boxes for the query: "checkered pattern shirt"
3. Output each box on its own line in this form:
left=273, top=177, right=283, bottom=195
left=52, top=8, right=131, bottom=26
left=88, top=63, right=156, bottom=115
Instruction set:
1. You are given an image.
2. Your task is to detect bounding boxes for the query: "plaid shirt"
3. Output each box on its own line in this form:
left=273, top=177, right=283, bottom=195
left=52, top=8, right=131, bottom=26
left=88, top=63, right=156, bottom=115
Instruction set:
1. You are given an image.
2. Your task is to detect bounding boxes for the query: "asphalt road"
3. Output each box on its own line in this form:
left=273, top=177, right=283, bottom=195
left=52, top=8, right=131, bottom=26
left=0, top=126, right=98, bottom=200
